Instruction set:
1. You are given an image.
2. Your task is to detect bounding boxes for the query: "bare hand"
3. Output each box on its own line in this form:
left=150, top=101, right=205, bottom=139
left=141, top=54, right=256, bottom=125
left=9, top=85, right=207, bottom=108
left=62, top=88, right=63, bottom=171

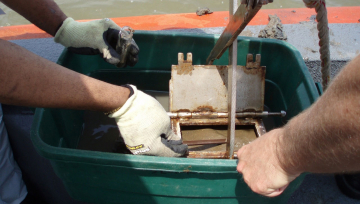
left=236, top=128, right=300, bottom=197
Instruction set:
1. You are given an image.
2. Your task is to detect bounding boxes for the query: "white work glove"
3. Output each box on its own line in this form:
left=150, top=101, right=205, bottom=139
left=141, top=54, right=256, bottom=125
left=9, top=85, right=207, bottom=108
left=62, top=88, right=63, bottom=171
left=108, top=85, right=188, bottom=157
left=54, top=17, right=139, bottom=68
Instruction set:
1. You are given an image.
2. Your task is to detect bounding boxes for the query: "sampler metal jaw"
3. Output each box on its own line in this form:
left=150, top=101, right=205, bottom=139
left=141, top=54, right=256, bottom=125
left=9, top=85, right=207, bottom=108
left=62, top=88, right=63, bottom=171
left=168, top=53, right=284, bottom=159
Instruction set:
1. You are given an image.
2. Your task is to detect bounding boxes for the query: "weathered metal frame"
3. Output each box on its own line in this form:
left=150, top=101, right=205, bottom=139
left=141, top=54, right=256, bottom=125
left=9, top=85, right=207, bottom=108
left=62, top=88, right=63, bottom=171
left=169, top=52, right=267, bottom=159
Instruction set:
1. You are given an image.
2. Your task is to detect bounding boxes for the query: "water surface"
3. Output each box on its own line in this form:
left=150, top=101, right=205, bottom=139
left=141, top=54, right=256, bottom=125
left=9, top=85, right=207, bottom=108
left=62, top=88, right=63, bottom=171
left=77, top=92, right=258, bottom=156
left=0, top=0, right=359, bottom=27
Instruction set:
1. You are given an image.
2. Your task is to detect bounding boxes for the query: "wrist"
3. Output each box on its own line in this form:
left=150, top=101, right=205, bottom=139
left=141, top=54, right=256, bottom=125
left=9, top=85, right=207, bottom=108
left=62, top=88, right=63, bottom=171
left=54, top=17, right=66, bottom=37
left=275, top=127, right=303, bottom=176
left=54, top=17, right=76, bottom=44
left=104, top=85, right=133, bottom=116
left=120, top=84, right=134, bottom=98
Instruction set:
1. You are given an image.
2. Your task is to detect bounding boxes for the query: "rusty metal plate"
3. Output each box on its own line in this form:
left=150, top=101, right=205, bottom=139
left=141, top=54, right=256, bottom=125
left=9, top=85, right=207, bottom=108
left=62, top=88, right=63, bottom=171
left=181, top=125, right=256, bottom=151
left=170, top=53, right=265, bottom=113
left=170, top=117, right=266, bottom=159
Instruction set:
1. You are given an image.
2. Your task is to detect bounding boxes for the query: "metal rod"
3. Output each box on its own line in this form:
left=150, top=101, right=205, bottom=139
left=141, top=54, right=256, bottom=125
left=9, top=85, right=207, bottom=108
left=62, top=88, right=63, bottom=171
left=187, top=151, right=239, bottom=159
left=183, top=139, right=227, bottom=146
left=167, top=111, right=286, bottom=118
left=227, top=0, right=238, bottom=159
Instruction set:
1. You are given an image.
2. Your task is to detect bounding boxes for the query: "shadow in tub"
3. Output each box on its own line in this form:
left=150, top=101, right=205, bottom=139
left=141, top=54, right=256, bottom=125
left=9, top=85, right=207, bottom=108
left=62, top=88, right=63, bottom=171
left=77, top=91, right=276, bottom=157
left=77, top=90, right=170, bottom=154
left=77, top=110, right=260, bottom=157
left=77, top=110, right=129, bottom=154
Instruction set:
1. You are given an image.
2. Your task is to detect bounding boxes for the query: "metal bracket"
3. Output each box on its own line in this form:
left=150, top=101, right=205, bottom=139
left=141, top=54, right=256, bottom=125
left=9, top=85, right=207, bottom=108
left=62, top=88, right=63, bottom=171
left=246, top=53, right=261, bottom=68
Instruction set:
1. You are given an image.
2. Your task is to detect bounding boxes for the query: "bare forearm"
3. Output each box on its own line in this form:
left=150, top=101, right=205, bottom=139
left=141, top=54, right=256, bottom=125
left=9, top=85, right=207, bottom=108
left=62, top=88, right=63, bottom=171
left=0, top=0, right=66, bottom=36
left=0, top=39, right=129, bottom=112
left=278, top=55, right=360, bottom=174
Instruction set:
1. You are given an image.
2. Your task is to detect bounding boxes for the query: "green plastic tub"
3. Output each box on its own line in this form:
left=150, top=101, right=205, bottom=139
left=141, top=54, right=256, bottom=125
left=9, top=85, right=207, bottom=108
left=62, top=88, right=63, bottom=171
left=31, top=31, right=319, bottom=204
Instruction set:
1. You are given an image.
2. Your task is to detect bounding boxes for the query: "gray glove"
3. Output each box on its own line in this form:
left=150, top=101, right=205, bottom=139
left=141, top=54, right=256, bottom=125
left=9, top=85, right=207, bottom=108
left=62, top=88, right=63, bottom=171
left=108, top=85, right=188, bottom=157
left=54, top=17, right=139, bottom=68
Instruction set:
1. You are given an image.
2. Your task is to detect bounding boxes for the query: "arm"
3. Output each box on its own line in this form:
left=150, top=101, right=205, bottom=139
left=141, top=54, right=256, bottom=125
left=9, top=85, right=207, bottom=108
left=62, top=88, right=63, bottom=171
left=0, top=39, right=187, bottom=157
left=0, top=0, right=66, bottom=36
left=279, top=54, right=360, bottom=174
left=0, top=0, right=139, bottom=68
left=236, top=54, right=360, bottom=197
left=0, top=39, right=129, bottom=112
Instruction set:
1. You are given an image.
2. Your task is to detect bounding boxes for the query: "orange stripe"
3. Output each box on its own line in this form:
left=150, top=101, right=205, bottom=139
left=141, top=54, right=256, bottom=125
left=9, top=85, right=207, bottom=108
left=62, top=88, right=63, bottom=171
left=0, top=6, right=359, bottom=40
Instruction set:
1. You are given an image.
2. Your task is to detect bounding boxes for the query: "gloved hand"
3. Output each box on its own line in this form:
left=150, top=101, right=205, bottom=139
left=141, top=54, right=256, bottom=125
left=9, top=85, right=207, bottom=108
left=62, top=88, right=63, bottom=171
left=54, top=17, right=139, bottom=68
left=108, top=85, right=188, bottom=157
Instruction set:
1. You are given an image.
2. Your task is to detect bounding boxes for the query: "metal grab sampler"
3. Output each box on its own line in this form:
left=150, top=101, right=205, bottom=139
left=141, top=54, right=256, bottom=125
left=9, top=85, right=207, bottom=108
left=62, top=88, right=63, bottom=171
left=199, top=0, right=273, bottom=159
left=169, top=53, right=284, bottom=159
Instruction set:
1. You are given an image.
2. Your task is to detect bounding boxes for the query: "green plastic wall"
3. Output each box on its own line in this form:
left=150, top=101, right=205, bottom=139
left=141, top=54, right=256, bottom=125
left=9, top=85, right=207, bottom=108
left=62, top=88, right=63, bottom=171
left=31, top=31, right=319, bottom=204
